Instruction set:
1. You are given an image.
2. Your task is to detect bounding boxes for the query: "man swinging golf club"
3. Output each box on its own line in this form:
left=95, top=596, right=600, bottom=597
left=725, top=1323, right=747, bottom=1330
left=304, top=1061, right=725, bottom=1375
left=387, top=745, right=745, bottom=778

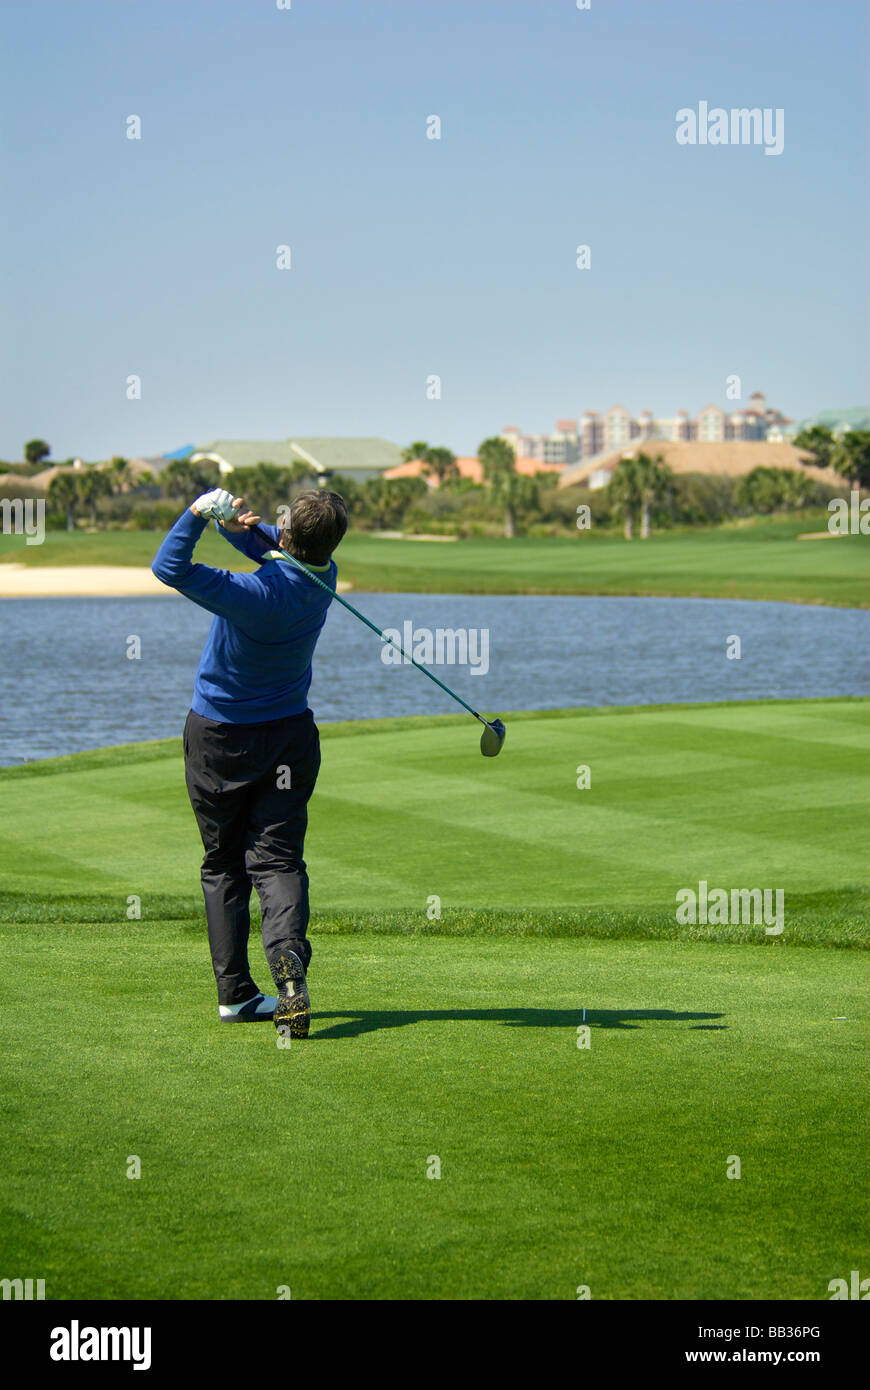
left=152, top=486, right=348, bottom=1037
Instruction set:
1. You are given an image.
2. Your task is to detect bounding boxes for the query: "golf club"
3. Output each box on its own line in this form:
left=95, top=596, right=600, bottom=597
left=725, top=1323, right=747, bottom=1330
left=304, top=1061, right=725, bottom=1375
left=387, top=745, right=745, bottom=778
left=246, top=522, right=506, bottom=757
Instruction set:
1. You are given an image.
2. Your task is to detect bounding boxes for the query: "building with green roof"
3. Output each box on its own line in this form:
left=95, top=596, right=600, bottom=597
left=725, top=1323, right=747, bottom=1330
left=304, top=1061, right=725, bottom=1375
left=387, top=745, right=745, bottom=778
left=794, top=407, right=870, bottom=435
left=189, top=437, right=403, bottom=483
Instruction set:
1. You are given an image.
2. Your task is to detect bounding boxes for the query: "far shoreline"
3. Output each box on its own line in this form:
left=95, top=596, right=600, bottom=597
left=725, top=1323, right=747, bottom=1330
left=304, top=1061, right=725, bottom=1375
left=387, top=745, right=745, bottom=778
left=0, top=563, right=863, bottom=608
left=0, top=564, right=354, bottom=598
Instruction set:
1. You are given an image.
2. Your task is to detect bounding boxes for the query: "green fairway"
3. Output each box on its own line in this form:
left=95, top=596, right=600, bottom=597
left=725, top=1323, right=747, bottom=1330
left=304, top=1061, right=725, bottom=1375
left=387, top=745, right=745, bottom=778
left=0, top=700, right=867, bottom=1299
left=1, top=700, right=866, bottom=944
left=2, top=513, right=867, bottom=606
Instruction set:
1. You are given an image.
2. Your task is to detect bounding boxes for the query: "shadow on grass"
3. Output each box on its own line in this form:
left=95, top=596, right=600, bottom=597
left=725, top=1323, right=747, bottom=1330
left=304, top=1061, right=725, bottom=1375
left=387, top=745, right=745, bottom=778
left=311, top=1008, right=726, bottom=1040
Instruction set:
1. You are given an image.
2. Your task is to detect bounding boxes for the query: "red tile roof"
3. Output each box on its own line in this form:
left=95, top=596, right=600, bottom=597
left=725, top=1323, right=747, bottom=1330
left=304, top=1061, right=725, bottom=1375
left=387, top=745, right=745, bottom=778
left=383, top=455, right=563, bottom=485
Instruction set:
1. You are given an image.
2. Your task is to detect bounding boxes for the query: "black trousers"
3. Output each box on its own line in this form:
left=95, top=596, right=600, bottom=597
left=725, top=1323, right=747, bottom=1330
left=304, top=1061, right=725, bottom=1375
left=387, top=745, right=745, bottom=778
left=183, top=708, right=321, bottom=1005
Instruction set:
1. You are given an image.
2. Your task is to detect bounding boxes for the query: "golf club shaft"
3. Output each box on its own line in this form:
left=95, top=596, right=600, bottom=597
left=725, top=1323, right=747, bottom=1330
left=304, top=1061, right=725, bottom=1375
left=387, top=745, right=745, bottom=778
left=247, top=523, right=486, bottom=725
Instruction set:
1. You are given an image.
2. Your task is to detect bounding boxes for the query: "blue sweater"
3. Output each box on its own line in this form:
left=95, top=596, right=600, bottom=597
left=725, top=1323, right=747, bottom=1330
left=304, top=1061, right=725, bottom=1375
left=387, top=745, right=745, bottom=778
left=151, top=510, right=337, bottom=724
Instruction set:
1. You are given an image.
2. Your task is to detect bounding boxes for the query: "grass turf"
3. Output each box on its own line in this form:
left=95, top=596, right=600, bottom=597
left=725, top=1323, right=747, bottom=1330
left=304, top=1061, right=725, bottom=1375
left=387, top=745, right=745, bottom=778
left=0, top=700, right=867, bottom=1298
left=0, top=931, right=866, bottom=1300
left=1, top=699, right=866, bottom=945
left=1, top=513, right=867, bottom=606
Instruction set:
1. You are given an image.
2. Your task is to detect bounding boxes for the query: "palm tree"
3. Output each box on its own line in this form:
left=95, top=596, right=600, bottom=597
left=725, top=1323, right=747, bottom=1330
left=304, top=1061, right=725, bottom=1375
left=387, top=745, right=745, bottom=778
left=478, top=435, right=526, bottom=538
left=423, top=446, right=458, bottom=486
left=108, top=456, right=136, bottom=495
left=359, top=476, right=428, bottom=530
left=227, top=462, right=297, bottom=519
left=47, top=471, right=79, bottom=531
left=161, top=458, right=220, bottom=506
left=401, top=440, right=429, bottom=464
left=832, top=430, right=870, bottom=489
left=607, top=453, right=672, bottom=538
left=507, top=473, right=540, bottom=531
left=635, top=452, right=674, bottom=538
left=607, top=456, right=643, bottom=539
left=793, top=425, right=835, bottom=472
left=75, top=467, right=113, bottom=527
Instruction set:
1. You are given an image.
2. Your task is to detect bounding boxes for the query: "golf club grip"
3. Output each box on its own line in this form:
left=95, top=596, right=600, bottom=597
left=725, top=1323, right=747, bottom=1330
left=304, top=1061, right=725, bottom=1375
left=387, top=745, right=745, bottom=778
left=247, top=523, right=481, bottom=721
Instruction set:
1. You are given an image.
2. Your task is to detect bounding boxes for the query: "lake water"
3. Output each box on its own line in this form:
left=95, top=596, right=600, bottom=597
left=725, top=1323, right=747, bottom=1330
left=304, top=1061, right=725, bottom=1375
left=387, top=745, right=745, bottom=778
left=0, top=593, right=867, bottom=764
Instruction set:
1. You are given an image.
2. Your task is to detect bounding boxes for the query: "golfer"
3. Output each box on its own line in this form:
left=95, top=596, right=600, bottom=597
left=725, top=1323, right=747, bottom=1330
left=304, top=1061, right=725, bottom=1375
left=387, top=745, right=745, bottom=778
left=152, top=486, right=348, bottom=1037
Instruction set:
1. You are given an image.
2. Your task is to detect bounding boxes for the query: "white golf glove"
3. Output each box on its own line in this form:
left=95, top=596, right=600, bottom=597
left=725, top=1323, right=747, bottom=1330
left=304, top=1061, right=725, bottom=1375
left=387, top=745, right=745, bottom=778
left=193, top=488, right=237, bottom=524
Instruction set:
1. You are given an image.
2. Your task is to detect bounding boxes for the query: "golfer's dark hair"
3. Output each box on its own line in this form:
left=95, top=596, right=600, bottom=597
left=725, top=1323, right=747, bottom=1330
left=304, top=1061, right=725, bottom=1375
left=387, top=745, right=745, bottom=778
left=282, top=490, right=348, bottom=566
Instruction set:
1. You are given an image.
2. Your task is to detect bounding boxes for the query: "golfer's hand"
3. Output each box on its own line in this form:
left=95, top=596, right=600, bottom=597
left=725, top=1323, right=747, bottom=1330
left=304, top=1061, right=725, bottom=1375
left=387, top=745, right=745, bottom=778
left=190, top=488, right=237, bottom=524
left=220, top=501, right=262, bottom=533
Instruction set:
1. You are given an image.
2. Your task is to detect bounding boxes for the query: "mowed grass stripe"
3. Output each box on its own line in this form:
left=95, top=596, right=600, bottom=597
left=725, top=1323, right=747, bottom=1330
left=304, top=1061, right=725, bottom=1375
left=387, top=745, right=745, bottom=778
left=651, top=701, right=870, bottom=750
left=0, top=701, right=866, bottom=924
left=309, top=706, right=865, bottom=906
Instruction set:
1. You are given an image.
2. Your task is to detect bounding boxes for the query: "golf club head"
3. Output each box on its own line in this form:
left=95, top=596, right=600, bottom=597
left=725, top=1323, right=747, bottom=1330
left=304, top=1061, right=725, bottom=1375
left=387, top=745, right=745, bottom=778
left=480, top=718, right=506, bottom=757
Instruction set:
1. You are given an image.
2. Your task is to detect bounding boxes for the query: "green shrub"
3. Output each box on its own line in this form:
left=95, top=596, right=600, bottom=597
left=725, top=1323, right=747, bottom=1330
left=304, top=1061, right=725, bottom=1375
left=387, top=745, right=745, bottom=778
left=131, top=502, right=183, bottom=531
left=735, top=467, right=833, bottom=515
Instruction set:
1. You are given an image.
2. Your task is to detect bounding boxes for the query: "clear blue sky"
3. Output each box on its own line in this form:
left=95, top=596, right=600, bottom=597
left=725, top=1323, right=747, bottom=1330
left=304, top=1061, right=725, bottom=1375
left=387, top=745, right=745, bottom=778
left=1, top=0, right=867, bottom=462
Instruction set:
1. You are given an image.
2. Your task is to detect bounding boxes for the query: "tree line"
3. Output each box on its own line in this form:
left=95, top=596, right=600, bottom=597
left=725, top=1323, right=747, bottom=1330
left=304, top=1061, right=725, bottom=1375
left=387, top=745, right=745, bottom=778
left=6, top=429, right=867, bottom=538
